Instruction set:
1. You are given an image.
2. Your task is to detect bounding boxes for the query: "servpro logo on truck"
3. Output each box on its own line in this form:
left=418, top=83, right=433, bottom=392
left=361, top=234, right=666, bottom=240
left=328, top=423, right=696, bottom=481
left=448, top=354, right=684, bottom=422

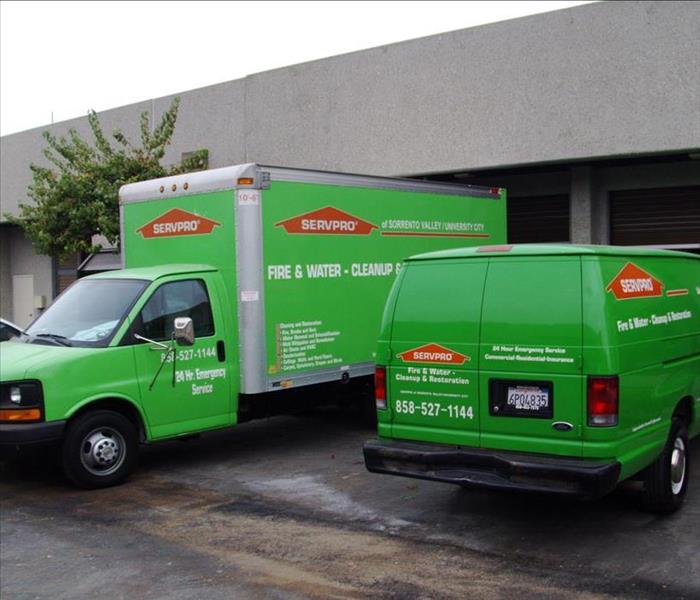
left=606, top=263, right=664, bottom=300
left=276, top=206, right=378, bottom=235
left=398, top=343, right=470, bottom=365
left=137, top=208, right=221, bottom=238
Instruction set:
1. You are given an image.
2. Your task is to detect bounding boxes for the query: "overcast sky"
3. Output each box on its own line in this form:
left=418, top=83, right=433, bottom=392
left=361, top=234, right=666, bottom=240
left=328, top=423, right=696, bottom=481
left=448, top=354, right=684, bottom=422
left=1, top=0, right=593, bottom=136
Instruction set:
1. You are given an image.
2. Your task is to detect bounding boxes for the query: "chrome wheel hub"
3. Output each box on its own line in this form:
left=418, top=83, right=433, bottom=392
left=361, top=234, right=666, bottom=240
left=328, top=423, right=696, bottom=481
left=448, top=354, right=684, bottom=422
left=80, top=427, right=126, bottom=476
left=670, top=436, right=686, bottom=496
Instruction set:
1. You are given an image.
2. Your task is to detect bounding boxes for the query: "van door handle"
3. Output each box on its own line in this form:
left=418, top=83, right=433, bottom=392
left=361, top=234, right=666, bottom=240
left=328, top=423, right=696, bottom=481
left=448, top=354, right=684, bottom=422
left=217, top=340, right=226, bottom=362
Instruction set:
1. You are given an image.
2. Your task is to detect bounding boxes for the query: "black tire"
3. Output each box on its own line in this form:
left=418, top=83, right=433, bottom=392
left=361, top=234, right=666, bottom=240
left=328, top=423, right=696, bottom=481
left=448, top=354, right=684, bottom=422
left=641, top=418, right=689, bottom=514
left=62, top=410, right=138, bottom=489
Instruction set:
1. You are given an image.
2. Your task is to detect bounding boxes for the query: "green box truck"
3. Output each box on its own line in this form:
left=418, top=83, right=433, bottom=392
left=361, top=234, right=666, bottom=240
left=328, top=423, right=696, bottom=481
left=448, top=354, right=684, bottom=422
left=364, top=244, right=700, bottom=512
left=0, top=163, right=506, bottom=487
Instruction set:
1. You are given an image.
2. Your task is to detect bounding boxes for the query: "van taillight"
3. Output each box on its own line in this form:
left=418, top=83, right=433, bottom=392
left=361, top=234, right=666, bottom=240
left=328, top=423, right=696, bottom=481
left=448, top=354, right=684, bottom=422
left=375, top=366, right=387, bottom=410
left=587, top=376, right=619, bottom=426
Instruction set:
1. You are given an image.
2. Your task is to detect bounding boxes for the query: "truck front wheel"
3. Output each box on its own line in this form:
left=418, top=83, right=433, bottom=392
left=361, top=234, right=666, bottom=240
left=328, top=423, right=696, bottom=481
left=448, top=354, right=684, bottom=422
left=62, top=410, right=138, bottom=488
left=642, top=418, right=689, bottom=514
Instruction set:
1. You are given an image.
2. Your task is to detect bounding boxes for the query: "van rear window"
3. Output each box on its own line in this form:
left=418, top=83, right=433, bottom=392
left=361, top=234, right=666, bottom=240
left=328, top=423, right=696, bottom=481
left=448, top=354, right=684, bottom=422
left=391, top=262, right=488, bottom=347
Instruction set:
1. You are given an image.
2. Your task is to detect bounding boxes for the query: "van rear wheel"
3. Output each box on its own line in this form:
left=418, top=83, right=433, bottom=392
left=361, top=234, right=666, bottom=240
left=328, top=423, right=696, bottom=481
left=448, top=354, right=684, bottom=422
left=641, top=418, right=689, bottom=514
left=62, top=410, right=138, bottom=489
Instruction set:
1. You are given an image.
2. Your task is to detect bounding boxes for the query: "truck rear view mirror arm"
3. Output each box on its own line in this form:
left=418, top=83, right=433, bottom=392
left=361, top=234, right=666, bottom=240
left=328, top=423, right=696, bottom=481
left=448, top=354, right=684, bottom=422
left=133, top=333, right=170, bottom=350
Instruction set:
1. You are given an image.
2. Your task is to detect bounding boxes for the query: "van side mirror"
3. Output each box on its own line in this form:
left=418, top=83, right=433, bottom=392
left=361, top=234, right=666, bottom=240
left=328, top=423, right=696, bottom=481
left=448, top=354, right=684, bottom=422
left=173, top=317, right=195, bottom=346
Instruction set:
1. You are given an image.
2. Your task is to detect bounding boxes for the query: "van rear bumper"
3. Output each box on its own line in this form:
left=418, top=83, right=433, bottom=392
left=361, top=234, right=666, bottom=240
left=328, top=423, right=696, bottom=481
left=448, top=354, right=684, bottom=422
left=363, top=438, right=621, bottom=499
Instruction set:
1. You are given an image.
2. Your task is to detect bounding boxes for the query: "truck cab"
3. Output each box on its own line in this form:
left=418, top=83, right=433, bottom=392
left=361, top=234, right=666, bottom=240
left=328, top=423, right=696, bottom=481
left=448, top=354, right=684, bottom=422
left=0, top=265, right=235, bottom=487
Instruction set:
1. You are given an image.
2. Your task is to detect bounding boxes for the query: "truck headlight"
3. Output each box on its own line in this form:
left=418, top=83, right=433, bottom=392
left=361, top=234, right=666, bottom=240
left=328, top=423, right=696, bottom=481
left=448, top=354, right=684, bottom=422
left=9, top=386, right=21, bottom=404
left=0, top=381, right=44, bottom=422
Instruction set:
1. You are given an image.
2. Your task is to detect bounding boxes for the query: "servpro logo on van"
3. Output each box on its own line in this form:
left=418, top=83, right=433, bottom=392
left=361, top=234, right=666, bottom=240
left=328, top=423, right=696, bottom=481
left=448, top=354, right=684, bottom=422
left=275, top=206, right=378, bottom=235
left=606, top=263, right=664, bottom=300
left=137, top=208, right=221, bottom=238
left=398, top=343, right=470, bottom=365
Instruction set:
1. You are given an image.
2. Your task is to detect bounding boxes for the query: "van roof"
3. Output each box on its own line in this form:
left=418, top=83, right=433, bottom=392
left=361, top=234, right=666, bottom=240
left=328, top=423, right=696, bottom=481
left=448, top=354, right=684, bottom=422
left=86, top=264, right=217, bottom=281
left=407, top=244, right=700, bottom=262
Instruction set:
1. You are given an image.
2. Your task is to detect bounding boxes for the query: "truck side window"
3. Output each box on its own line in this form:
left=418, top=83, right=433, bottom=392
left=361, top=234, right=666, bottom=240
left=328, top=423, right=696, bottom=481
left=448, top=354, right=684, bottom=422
left=136, top=279, right=214, bottom=341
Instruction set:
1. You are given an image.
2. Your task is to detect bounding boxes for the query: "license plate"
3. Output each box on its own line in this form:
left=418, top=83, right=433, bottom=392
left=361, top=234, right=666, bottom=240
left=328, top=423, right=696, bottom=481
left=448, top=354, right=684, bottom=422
left=506, top=386, right=550, bottom=412
left=489, top=379, right=553, bottom=418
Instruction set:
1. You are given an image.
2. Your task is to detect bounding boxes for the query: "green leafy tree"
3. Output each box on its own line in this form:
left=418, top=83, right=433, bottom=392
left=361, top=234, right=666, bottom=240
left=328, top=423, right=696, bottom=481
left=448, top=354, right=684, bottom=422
left=8, top=97, right=207, bottom=257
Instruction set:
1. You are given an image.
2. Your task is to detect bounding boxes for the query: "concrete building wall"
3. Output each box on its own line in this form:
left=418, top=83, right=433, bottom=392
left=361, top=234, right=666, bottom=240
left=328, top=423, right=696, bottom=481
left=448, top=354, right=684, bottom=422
left=0, top=227, right=12, bottom=319
left=244, top=1, right=700, bottom=174
left=157, top=80, right=247, bottom=170
left=0, top=226, right=53, bottom=324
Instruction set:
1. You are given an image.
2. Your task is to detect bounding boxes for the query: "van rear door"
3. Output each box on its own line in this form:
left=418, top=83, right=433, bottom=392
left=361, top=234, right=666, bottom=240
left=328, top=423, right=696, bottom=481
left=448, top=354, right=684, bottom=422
left=478, top=257, right=584, bottom=457
left=388, top=259, right=488, bottom=447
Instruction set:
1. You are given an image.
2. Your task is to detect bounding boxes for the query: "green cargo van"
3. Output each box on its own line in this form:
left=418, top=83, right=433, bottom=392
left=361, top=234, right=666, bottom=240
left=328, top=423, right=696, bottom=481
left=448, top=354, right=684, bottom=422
left=0, top=164, right=506, bottom=488
left=364, top=244, right=700, bottom=512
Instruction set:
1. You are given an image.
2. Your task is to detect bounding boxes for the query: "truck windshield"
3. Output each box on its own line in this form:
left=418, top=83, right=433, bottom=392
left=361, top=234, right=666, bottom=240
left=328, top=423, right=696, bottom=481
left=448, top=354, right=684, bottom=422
left=24, top=278, right=148, bottom=347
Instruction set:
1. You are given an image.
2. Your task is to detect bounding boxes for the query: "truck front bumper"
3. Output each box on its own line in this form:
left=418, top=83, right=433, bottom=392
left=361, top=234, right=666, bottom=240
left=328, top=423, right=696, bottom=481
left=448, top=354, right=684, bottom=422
left=0, top=420, right=66, bottom=446
left=363, top=438, right=621, bottom=499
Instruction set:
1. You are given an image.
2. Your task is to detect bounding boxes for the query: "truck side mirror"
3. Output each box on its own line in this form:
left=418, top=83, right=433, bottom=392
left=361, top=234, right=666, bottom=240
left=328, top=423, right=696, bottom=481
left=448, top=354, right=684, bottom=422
left=173, top=317, right=195, bottom=346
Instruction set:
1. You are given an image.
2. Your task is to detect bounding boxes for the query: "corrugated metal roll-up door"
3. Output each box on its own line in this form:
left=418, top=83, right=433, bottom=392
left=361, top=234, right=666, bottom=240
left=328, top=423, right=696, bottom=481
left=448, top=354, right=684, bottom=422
left=507, top=194, right=570, bottom=243
left=610, top=186, right=700, bottom=247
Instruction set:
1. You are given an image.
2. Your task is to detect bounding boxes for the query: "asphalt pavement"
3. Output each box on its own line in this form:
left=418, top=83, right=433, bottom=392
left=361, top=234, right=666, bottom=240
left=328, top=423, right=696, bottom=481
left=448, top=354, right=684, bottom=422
left=1, top=409, right=698, bottom=599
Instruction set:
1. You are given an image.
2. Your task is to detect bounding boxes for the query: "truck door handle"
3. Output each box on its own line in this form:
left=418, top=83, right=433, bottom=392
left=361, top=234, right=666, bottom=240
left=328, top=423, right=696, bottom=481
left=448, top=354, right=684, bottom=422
left=217, top=340, right=226, bottom=362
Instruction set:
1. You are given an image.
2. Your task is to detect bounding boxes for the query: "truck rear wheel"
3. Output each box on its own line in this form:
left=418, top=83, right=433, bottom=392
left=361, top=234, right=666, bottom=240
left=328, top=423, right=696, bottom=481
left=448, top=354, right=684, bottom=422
left=62, top=410, right=138, bottom=489
left=641, top=418, right=689, bottom=514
